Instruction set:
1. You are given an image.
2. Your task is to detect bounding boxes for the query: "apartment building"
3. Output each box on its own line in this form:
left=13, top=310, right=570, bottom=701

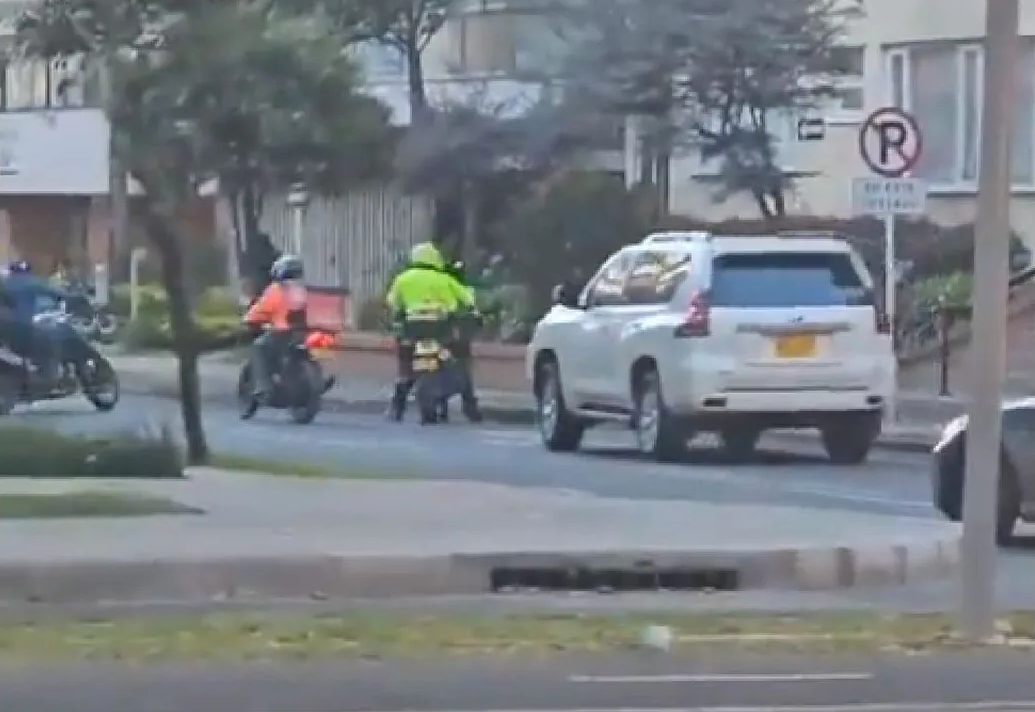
left=372, top=0, right=1035, bottom=245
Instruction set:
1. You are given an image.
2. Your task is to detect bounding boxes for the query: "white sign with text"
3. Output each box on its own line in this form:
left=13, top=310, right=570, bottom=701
left=851, top=176, right=927, bottom=216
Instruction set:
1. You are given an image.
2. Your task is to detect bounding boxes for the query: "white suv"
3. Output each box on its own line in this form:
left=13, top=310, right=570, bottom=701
left=525, top=230, right=895, bottom=464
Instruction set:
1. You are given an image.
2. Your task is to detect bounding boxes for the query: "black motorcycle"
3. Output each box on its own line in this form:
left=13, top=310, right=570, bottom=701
left=61, top=284, right=120, bottom=344
left=237, top=330, right=327, bottom=424
left=0, top=310, right=120, bottom=416
left=411, top=336, right=464, bottom=425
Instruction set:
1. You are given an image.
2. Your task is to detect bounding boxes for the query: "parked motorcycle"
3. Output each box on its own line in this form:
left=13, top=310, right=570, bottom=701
left=63, top=287, right=120, bottom=344
left=0, top=310, right=120, bottom=416
left=236, top=329, right=334, bottom=424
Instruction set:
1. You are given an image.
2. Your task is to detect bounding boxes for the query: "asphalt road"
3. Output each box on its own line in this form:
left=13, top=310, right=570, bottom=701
left=5, top=653, right=1035, bottom=712
left=8, top=393, right=935, bottom=518
left=13, top=392, right=1035, bottom=613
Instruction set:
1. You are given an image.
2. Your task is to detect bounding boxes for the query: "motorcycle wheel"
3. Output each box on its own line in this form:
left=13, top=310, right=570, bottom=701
left=0, top=370, right=19, bottom=416
left=414, top=374, right=440, bottom=425
left=238, top=364, right=259, bottom=420
left=82, top=358, right=119, bottom=411
left=288, top=360, right=322, bottom=425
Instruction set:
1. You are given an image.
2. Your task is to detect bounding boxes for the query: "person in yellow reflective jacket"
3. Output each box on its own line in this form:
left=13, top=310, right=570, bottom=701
left=385, top=242, right=475, bottom=421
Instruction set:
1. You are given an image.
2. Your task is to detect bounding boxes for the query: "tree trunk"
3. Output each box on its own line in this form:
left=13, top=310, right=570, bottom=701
left=406, top=45, right=430, bottom=126
left=143, top=202, right=210, bottom=465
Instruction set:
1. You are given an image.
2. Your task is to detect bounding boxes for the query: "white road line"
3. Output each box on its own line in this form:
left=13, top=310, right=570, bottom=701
left=567, top=673, right=873, bottom=683
left=351, top=703, right=1035, bottom=712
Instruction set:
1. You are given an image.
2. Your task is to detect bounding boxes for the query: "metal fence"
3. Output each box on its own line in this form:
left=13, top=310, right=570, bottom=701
left=260, top=187, right=433, bottom=305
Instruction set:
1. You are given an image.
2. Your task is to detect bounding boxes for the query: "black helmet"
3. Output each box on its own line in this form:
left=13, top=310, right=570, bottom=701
left=270, top=254, right=304, bottom=281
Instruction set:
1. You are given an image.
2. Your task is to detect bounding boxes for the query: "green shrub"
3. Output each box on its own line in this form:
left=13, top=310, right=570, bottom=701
left=0, top=426, right=184, bottom=478
left=116, top=283, right=243, bottom=351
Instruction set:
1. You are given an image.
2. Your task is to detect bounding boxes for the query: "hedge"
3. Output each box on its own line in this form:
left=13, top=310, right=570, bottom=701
left=0, top=426, right=184, bottom=478
left=112, top=284, right=245, bottom=352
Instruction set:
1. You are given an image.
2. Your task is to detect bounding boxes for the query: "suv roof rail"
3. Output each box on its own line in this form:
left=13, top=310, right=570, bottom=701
left=776, top=230, right=847, bottom=240
left=641, top=230, right=711, bottom=244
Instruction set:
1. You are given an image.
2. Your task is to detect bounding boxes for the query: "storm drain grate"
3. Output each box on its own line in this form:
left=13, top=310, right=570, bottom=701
left=490, top=566, right=740, bottom=592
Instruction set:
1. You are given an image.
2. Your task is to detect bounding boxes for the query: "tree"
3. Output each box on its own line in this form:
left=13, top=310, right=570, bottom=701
left=562, top=0, right=860, bottom=220
left=324, top=0, right=456, bottom=124
left=18, top=0, right=393, bottom=463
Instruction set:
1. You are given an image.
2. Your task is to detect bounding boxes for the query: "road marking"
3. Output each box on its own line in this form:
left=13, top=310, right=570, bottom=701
left=351, top=703, right=1035, bottom=712
left=568, top=673, right=873, bottom=683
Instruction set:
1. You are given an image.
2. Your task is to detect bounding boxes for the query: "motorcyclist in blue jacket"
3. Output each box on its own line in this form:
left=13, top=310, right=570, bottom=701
left=0, top=260, right=66, bottom=380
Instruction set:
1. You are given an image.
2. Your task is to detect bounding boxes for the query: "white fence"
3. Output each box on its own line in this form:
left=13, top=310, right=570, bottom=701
left=260, top=187, right=433, bottom=305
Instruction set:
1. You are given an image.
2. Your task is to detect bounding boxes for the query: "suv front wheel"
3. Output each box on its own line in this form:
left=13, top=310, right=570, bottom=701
left=536, top=359, right=585, bottom=452
left=634, top=370, right=690, bottom=463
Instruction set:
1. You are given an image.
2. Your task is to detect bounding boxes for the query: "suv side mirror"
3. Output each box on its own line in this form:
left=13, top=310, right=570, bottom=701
left=551, top=283, right=580, bottom=308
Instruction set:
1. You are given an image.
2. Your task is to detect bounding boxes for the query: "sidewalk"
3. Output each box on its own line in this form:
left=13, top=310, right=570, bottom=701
left=0, top=468, right=960, bottom=603
left=108, top=351, right=945, bottom=452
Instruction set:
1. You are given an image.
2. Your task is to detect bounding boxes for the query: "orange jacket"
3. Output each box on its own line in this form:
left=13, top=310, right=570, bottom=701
left=244, top=280, right=307, bottom=331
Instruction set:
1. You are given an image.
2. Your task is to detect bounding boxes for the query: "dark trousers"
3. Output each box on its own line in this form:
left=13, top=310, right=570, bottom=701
left=250, top=330, right=292, bottom=393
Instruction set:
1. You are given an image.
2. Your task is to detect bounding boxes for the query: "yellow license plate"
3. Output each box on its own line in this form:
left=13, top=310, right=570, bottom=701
left=310, top=349, right=333, bottom=360
left=413, top=357, right=439, bottom=372
left=774, top=334, right=817, bottom=358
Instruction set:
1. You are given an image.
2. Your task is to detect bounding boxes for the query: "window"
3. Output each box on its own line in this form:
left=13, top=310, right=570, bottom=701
left=623, top=251, right=692, bottom=305
left=827, top=46, right=865, bottom=115
left=348, top=41, right=405, bottom=80
left=5, top=59, right=48, bottom=110
left=452, top=8, right=565, bottom=76
left=584, top=251, right=634, bottom=306
left=886, top=40, right=1035, bottom=188
left=709, top=252, right=868, bottom=308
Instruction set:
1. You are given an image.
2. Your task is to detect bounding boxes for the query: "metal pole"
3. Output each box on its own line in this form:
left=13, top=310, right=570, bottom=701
left=884, top=212, right=897, bottom=423
left=959, top=0, right=1019, bottom=641
left=291, top=206, right=303, bottom=254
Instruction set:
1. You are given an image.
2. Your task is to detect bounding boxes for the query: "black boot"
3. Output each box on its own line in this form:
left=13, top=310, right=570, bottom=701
left=461, top=397, right=483, bottom=423
left=388, top=381, right=409, bottom=422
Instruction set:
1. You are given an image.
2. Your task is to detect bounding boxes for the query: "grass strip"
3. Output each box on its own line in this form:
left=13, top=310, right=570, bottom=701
left=0, top=611, right=1033, bottom=663
left=0, top=491, right=201, bottom=519
left=210, top=453, right=396, bottom=479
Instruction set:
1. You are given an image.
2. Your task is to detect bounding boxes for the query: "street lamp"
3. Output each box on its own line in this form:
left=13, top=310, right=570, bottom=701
left=959, top=0, right=1019, bottom=642
left=286, top=182, right=309, bottom=255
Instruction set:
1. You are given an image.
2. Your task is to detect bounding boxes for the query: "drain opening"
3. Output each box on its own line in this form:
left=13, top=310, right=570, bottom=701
left=490, top=567, right=739, bottom=592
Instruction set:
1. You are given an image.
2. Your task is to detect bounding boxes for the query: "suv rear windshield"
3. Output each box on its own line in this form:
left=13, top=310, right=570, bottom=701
left=710, top=252, right=870, bottom=308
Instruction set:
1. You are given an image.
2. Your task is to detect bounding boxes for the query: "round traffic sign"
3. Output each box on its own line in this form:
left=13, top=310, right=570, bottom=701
left=858, top=107, right=922, bottom=178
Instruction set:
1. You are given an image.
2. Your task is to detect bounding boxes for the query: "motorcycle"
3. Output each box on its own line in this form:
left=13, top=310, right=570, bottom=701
left=411, top=335, right=464, bottom=426
left=63, top=287, right=120, bottom=344
left=0, top=309, right=120, bottom=416
left=237, top=328, right=335, bottom=424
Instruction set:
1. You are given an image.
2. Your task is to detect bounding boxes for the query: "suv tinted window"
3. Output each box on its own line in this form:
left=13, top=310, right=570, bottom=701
left=585, top=251, right=635, bottom=306
left=623, top=251, right=693, bottom=305
left=710, top=252, right=869, bottom=308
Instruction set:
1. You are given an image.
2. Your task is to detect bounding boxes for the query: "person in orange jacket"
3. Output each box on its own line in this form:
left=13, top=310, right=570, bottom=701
left=243, top=254, right=307, bottom=400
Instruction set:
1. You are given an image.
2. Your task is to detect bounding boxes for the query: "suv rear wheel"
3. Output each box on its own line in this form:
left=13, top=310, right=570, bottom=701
left=820, top=413, right=880, bottom=465
left=634, top=370, right=689, bottom=463
left=536, top=359, right=584, bottom=452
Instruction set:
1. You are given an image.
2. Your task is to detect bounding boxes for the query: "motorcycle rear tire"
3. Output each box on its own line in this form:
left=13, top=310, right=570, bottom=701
left=288, top=360, right=322, bottom=425
left=415, top=373, right=440, bottom=425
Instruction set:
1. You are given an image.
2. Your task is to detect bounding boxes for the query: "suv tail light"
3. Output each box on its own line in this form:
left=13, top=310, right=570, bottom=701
left=675, top=290, right=711, bottom=338
left=874, top=307, right=891, bottom=335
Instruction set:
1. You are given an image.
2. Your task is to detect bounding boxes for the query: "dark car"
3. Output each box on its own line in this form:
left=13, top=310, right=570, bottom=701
left=931, top=398, right=1035, bottom=545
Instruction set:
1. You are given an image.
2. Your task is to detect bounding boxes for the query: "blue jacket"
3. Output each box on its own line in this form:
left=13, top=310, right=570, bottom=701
left=0, top=273, right=66, bottom=322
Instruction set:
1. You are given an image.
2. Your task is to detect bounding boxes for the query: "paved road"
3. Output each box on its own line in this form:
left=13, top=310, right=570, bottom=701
left=13, top=393, right=1035, bottom=612
left=8, top=393, right=935, bottom=518
left=5, top=653, right=1035, bottom=712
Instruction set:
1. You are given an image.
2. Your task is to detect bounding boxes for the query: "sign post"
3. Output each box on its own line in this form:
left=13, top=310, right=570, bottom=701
left=855, top=106, right=925, bottom=424
left=959, top=0, right=1019, bottom=643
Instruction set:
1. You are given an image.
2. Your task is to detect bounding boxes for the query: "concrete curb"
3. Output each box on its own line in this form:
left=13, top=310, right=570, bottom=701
left=118, top=372, right=936, bottom=454
left=0, top=532, right=961, bottom=603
